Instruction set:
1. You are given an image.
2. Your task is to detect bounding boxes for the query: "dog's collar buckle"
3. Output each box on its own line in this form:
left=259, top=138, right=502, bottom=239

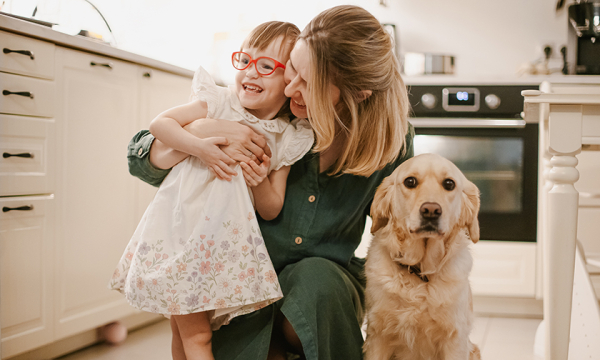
left=402, top=263, right=429, bottom=283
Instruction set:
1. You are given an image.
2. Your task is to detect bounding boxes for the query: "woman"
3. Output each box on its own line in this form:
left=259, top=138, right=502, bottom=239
left=127, top=5, right=414, bottom=360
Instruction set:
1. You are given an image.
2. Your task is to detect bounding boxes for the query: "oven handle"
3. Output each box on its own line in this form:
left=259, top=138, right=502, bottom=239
left=410, top=118, right=526, bottom=128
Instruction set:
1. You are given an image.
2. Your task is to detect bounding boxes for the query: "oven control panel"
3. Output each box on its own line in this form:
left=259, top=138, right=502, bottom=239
left=409, top=85, right=538, bottom=118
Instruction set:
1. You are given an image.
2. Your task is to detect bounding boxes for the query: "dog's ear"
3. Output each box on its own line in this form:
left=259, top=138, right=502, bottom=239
left=370, top=175, right=396, bottom=234
left=460, top=179, right=480, bottom=243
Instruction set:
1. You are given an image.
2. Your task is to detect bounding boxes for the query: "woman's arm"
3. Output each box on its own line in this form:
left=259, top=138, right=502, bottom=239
left=127, top=130, right=172, bottom=187
left=241, top=156, right=290, bottom=221
left=129, top=119, right=273, bottom=185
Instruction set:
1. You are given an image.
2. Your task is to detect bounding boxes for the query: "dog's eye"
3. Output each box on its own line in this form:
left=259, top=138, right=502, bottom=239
left=404, top=177, right=418, bottom=188
left=443, top=179, right=455, bottom=191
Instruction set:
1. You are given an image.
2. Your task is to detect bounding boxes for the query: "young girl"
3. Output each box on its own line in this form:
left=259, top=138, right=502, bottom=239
left=109, top=21, right=313, bottom=359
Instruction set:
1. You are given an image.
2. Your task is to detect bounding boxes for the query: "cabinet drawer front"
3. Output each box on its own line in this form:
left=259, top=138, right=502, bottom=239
left=0, top=114, right=54, bottom=196
left=470, top=241, right=537, bottom=297
left=62, top=48, right=138, bottom=79
left=0, top=72, right=55, bottom=117
left=1, top=195, right=55, bottom=357
left=0, top=30, right=55, bottom=80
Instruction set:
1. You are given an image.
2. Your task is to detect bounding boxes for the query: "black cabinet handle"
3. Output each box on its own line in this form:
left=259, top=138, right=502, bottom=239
left=143, top=72, right=151, bottom=78
left=90, top=61, right=112, bottom=69
left=3, top=48, right=35, bottom=60
left=2, top=90, right=34, bottom=99
left=3, top=152, right=34, bottom=158
left=2, top=205, right=34, bottom=212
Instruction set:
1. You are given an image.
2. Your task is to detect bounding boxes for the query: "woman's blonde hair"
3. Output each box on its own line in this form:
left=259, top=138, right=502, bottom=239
left=300, top=5, right=409, bottom=176
left=242, top=21, right=300, bottom=120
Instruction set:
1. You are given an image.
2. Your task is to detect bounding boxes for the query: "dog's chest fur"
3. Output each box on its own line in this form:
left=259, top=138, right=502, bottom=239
left=364, top=230, right=474, bottom=359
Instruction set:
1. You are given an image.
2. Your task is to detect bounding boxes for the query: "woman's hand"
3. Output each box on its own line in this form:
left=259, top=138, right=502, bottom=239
left=184, top=119, right=272, bottom=164
left=241, top=155, right=271, bottom=187
left=194, top=137, right=238, bottom=181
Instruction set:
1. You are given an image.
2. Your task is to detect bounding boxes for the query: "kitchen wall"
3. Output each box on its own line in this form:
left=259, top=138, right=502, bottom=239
left=3, top=0, right=570, bottom=82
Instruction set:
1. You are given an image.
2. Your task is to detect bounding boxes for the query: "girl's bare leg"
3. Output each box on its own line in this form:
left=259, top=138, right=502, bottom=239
left=172, top=312, right=214, bottom=360
left=170, top=317, right=186, bottom=360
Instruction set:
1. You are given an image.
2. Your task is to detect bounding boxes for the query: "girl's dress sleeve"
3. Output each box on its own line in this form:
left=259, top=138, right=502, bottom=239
left=273, top=118, right=315, bottom=171
left=190, top=66, right=221, bottom=118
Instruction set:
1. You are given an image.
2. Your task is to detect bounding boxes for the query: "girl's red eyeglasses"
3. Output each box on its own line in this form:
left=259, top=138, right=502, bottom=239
left=232, top=51, right=286, bottom=76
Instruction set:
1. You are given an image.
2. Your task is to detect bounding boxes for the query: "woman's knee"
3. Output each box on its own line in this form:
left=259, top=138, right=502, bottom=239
left=283, top=257, right=355, bottom=299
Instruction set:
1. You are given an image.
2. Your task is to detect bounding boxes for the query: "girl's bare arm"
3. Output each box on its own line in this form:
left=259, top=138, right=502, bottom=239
left=242, top=160, right=290, bottom=221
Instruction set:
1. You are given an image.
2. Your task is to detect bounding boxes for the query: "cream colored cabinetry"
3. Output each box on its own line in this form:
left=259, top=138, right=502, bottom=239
left=0, top=30, right=57, bottom=358
left=0, top=28, right=192, bottom=359
left=53, top=47, right=140, bottom=339
left=135, top=67, right=192, bottom=221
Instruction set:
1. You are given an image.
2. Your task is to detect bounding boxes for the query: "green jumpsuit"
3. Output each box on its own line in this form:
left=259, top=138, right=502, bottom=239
left=127, top=125, right=414, bottom=360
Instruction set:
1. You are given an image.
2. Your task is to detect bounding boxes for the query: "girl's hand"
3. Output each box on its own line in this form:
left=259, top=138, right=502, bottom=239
left=241, top=154, right=271, bottom=187
left=195, top=137, right=238, bottom=181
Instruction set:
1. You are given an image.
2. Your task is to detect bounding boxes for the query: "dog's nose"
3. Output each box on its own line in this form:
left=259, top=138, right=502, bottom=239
left=420, top=202, right=442, bottom=220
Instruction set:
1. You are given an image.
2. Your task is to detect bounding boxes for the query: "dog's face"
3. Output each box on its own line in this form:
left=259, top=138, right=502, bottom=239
left=370, top=153, right=480, bottom=274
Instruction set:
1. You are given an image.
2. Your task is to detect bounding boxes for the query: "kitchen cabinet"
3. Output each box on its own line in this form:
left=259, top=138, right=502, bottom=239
left=53, top=47, right=140, bottom=339
left=0, top=23, right=192, bottom=359
left=0, top=29, right=57, bottom=358
left=135, top=67, right=192, bottom=221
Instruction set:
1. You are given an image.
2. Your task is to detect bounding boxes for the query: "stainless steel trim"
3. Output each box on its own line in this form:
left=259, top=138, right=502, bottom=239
left=410, top=118, right=526, bottom=128
left=442, top=87, right=480, bottom=112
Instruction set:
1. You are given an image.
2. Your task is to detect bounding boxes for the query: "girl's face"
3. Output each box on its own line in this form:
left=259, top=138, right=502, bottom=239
left=235, top=36, right=289, bottom=120
left=284, top=39, right=340, bottom=119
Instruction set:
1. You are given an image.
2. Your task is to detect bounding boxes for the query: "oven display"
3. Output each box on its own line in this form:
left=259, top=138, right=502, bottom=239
left=442, top=87, right=480, bottom=112
left=448, top=91, right=475, bottom=106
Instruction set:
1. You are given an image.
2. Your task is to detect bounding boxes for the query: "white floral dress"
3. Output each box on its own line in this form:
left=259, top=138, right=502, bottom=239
left=109, top=66, right=314, bottom=330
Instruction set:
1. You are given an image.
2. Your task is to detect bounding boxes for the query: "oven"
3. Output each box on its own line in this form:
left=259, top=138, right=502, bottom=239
left=407, top=84, right=539, bottom=242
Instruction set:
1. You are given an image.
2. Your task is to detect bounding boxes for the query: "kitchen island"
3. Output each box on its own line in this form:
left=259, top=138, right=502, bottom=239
left=523, top=81, right=600, bottom=360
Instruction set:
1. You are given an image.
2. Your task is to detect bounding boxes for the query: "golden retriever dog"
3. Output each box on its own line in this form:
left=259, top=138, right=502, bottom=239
left=363, top=153, right=481, bottom=360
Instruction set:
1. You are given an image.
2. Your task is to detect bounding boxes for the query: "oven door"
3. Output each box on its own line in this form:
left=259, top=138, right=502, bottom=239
left=411, top=119, right=538, bottom=242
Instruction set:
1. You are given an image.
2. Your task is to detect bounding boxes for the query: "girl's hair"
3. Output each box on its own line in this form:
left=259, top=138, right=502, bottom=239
left=300, top=5, right=410, bottom=176
left=242, top=21, right=300, bottom=120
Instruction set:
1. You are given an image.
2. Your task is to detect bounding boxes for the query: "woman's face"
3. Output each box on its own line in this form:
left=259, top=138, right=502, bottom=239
left=284, top=40, right=340, bottom=119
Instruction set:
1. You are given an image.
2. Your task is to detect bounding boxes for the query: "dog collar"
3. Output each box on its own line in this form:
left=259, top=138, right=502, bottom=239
left=398, top=263, right=429, bottom=283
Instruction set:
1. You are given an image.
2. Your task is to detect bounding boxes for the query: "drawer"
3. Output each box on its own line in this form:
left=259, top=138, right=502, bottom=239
left=470, top=241, right=537, bottom=297
left=0, top=72, right=55, bottom=117
left=0, top=30, right=55, bottom=80
left=0, top=114, right=55, bottom=196
left=61, top=48, right=138, bottom=80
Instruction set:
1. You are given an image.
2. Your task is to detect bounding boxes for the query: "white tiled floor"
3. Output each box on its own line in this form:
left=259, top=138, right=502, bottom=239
left=57, top=316, right=542, bottom=360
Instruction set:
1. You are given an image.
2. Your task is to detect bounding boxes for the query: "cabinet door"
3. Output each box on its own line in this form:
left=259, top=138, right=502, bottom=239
left=53, top=48, right=139, bottom=339
left=135, top=67, right=192, bottom=221
left=1, top=196, right=55, bottom=358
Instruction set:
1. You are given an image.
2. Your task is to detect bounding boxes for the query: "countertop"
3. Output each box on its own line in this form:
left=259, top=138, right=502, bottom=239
left=0, top=13, right=194, bottom=78
left=403, top=74, right=600, bottom=86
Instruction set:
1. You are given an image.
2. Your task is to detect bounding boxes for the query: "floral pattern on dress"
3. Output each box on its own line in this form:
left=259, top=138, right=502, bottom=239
left=110, top=199, right=282, bottom=329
